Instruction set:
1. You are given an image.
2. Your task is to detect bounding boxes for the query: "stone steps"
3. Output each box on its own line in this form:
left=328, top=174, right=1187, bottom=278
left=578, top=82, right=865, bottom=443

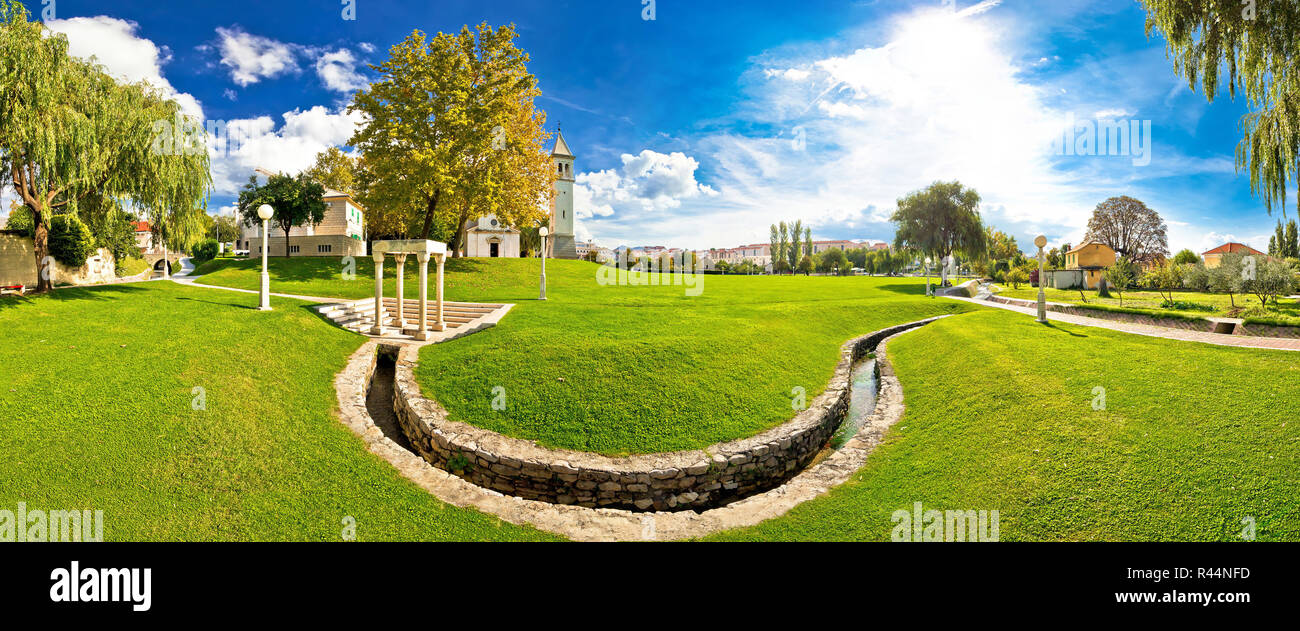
left=316, top=297, right=505, bottom=340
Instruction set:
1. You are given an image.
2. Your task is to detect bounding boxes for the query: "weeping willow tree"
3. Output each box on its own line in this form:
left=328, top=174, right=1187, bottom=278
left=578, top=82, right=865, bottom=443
left=890, top=181, right=988, bottom=286
left=1141, top=0, right=1300, bottom=215
left=0, top=0, right=210, bottom=290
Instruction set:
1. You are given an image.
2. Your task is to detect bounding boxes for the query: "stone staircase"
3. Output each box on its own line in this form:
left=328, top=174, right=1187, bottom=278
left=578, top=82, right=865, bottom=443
left=317, top=298, right=508, bottom=341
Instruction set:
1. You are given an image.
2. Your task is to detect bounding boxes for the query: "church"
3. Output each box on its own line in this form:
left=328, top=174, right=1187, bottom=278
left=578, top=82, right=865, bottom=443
left=461, top=130, right=579, bottom=259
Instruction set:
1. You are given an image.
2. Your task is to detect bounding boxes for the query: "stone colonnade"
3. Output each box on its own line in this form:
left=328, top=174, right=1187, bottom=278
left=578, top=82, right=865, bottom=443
left=370, top=240, right=447, bottom=341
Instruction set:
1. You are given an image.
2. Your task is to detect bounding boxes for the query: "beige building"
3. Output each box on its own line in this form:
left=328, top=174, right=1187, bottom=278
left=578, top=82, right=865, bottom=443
left=1063, top=240, right=1116, bottom=289
left=1202, top=242, right=1265, bottom=268
left=809, top=239, right=860, bottom=254
left=239, top=189, right=367, bottom=257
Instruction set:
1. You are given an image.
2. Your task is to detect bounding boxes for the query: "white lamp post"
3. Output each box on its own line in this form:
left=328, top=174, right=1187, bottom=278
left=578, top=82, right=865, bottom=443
left=924, top=256, right=933, bottom=297
left=539, top=226, right=549, bottom=301
left=257, top=204, right=274, bottom=311
left=1035, top=234, right=1048, bottom=323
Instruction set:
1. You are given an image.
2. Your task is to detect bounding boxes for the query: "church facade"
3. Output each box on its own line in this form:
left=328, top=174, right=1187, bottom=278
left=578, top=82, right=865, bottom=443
left=461, top=130, right=580, bottom=259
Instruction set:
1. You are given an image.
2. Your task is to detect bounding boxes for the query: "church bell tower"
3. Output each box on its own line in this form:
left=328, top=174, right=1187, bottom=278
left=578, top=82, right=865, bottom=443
left=549, top=128, right=579, bottom=259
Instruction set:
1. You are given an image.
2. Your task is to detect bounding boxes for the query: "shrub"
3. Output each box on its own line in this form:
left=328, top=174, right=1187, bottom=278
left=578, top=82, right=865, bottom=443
left=1180, top=262, right=1210, bottom=292
left=4, top=205, right=34, bottom=237
left=192, top=238, right=219, bottom=265
left=1172, top=248, right=1201, bottom=266
left=1006, top=268, right=1029, bottom=289
left=1103, top=258, right=1138, bottom=305
left=1241, top=256, right=1295, bottom=307
left=47, top=214, right=96, bottom=267
left=1141, top=263, right=1183, bottom=304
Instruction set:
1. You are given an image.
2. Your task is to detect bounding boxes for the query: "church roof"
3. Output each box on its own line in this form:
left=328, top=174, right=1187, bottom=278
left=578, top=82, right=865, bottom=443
left=552, top=131, right=574, bottom=158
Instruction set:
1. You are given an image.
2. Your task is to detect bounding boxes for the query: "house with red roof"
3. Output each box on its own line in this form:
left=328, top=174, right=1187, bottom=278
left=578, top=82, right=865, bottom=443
left=133, top=220, right=154, bottom=253
left=1202, top=242, right=1265, bottom=269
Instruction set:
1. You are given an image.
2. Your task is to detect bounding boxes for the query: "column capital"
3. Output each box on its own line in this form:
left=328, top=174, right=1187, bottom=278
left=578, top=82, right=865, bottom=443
left=371, top=252, right=385, bottom=263
left=417, top=252, right=430, bottom=264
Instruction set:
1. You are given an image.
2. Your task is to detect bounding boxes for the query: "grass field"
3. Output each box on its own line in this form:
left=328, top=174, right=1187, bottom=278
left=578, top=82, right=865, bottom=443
left=0, top=282, right=557, bottom=541
left=191, top=257, right=975, bottom=454
left=705, top=308, right=1300, bottom=541
left=12, top=260, right=1298, bottom=542
left=998, top=285, right=1300, bottom=322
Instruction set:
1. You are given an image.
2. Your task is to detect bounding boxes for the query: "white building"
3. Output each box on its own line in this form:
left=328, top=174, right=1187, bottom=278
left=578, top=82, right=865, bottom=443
left=462, top=215, right=521, bottom=258
left=462, top=130, right=580, bottom=259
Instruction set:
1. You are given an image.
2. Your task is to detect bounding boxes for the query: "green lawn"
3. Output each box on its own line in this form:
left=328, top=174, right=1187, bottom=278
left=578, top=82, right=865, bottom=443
left=116, top=256, right=151, bottom=277
left=706, top=308, right=1300, bottom=541
left=190, top=256, right=975, bottom=454
left=998, top=284, right=1300, bottom=322
left=0, top=282, right=557, bottom=541
left=19, top=261, right=1296, bottom=542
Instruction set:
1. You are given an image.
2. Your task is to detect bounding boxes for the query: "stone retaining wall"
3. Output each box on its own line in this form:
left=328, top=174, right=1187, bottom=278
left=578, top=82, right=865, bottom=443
left=386, top=318, right=942, bottom=512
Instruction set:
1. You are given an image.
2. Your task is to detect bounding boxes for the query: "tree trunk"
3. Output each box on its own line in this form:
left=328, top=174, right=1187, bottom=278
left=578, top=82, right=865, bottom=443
left=419, top=189, right=441, bottom=240
left=447, top=205, right=471, bottom=258
left=284, top=225, right=291, bottom=257
left=32, top=219, right=51, bottom=292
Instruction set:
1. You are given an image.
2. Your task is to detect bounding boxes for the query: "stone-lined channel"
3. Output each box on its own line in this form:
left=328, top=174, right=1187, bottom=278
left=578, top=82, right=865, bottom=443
left=363, top=318, right=935, bottom=513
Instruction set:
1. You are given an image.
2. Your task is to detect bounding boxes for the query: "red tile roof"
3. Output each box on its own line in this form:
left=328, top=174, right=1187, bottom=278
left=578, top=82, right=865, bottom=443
left=132, top=220, right=151, bottom=233
left=1202, top=242, right=1263, bottom=256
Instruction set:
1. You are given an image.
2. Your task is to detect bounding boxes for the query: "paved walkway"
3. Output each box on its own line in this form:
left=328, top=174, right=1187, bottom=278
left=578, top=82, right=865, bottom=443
left=169, top=259, right=345, bottom=304
left=947, top=295, right=1300, bottom=352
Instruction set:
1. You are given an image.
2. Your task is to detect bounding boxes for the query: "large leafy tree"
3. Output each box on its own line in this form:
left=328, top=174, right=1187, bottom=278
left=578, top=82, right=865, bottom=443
left=1084, top=196, right=1169, bottom=264
left=1140, top=1, right=1300, bottom=215
left=349, top=23, right=552, bottom=256
left=236, top=174, right=326, bottom=257
left=0, top=1, right=210, bottom=290
left=304, top=147, right=358, bottom=195
left=890, top=180, right=988, bottom=285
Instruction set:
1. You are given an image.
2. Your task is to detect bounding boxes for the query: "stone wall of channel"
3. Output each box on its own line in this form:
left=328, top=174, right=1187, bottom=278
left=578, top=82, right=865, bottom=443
left=387, top=319, right=940, bottom=512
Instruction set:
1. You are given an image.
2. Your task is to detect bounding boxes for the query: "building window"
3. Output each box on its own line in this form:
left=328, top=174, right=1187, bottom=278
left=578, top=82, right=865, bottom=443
left=290, top=245, right=300, bottom=254
left=318, top=244, right=333, bottom=253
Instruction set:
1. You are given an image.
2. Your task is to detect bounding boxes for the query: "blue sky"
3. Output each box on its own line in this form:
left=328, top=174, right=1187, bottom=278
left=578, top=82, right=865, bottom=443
left=2, top=0, right=1288, bottom=255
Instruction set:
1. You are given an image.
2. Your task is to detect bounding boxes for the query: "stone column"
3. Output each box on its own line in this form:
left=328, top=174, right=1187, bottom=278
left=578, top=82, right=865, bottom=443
left=394, top=253, right=408, bottom=330
left=416, top=253, right=430, bottom=341
left=434, top=253, right=446, bottom=332
left=371, top=252, right=385, bottom=335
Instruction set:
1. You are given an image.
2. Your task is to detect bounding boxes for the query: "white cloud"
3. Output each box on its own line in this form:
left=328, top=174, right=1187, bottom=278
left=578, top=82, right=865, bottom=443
left=574, top=150, right=716, bottom=219
left=215, top=26, right=298, bottom=86
left=764, top=68, right=811, bottom=81
left=359, top=42, right=376, bottom=54
left=222, top=88, right=238, bottom=101
left=208, top=106, right=365, bottom=195
left=577, top=1, right=1229, bottom=251
left=45, top=16, right=204, bottom=119
left=1093, top=108, right=1132, bottom=119
left=0, top=187, right=19, bottom=224
left=315, top=49, right=368, bottom=93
